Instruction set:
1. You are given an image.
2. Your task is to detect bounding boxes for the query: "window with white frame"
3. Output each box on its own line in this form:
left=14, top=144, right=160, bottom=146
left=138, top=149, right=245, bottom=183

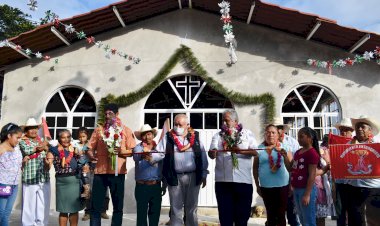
left=281, top=84, right=341, bottom=141
left=44, top=87, right=97, bottom=140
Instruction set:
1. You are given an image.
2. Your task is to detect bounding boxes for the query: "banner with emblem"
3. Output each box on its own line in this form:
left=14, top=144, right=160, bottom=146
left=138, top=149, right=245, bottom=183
left=329, top=143, right=380, bottom=179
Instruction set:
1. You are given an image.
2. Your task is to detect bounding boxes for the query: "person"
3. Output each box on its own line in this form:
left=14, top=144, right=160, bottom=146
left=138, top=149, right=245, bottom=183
left=74, top=127, right=91, bottom=200
left=87, top=103, right=136, bottom=226
left=345, top=116, right=380, bottom=226
left=315, top=135, right=335, bottom=226
left=254, top=124, right=292, bottom=226
left=273, top=117, right=301, bottom=226
left=209, top=109, right=258, bottom=226
left=133, top=124, right=165, bottom=226
left=291, top=127, right=320, bottom=226
left=332, top=117, right=353, bottom=226
left=72, top=127, right=111, bottom=221
left=46, top=130, right=83, bottom=226
left=157, top=114, right=208, bottom=226
left=0, top=123, right=23, bottom=226
left=19, top=118, right=51, bottom=226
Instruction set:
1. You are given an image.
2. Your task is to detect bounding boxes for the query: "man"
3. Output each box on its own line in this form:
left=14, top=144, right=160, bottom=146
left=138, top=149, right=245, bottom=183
left=88, top=103, right=136, bottom=226
left=133, top=124, right=165, bottom=226
left=156, top=114, right=208, bottom=226
left=273, top=117, right=300, bottom=226
left=19, top=118, right=51, bottom=226
left=346, top=116, right=380, bottom=226
left=209, top=110, right=258, bottom=226
left=333, top=117, right=354, bottom=226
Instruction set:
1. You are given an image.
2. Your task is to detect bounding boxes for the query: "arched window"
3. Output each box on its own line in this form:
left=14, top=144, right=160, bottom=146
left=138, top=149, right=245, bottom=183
left=44, top=87, right=97, bottom=140
left=281, top=84, right=341, bottom=140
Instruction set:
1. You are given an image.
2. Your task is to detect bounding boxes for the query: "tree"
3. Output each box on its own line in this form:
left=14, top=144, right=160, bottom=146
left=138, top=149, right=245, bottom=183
left=0, top=5, right=36, bottom=40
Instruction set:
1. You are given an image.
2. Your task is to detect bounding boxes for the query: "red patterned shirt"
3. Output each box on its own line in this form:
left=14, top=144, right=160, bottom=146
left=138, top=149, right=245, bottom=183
left=291, top=148, right=320, bottom=188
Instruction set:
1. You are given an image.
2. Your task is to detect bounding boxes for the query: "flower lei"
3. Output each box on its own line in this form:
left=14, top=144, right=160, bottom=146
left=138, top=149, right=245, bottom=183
left=220, top=123, right=243, bottom=169
left=58, top=144, right=75, bottom=168
left=101, top=117, right=123, bottom=171
left=266, top=142, right=282, bottom=173
left=170, top=128, right=196, bottom=152
left=23, top=135, right=43, bottom=159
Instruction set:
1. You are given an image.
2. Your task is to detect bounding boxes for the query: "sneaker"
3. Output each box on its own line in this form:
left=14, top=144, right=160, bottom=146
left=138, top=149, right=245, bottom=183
left=101, top=212, right=109, bottom=219
left=82, top=213, right=90, bottom=221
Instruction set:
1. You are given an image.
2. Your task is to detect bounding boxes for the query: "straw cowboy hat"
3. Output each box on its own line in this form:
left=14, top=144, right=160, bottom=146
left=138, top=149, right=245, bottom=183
left=334, top=118, right=354, bottom=130
left=134, top=124, right=158, bottom=140
left=21, top=118, right=41, bottom=130
left=351, top=115, right=380, bottom=136
left=272, top=117, right=290, bottom=132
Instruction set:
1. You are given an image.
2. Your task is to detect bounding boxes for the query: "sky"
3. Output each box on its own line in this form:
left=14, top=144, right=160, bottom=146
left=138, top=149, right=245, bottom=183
left=1, top=0, right=380, bottom=34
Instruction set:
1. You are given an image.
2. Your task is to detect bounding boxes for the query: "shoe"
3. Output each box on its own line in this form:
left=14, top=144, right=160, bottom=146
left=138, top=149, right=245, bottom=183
left=81, top=184, right=91, bottom=200
left=82, top=213, right=90, bottom=221
left=101, top=212, right=109, bottom=219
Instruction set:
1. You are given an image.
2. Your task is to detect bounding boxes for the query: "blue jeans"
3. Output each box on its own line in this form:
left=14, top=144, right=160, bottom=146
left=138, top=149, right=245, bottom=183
left=0, top=184, right=18, bottom=226
left=293, top=186, right=316, bottom=226
left=287, top=194, right=301, bottom=226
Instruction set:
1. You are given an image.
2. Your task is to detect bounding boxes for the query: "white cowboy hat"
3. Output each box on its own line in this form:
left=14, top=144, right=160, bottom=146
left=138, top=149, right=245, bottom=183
left=351, top=115, right=380, bottom=136
left=21, top=118, right=41, bottom=130
left=272, top=117, right=290, bottom=132
left=134, top=124, right=158, bottom=140
left=334, top=118, right=354, bottom=130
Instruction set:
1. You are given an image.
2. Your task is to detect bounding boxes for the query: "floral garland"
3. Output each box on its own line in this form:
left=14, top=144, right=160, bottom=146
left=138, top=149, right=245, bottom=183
left=142, top=140, right=157, bottom=152
left=218, top=1, right=237, bottom=65
left=170, top=128, right=196, bottom=152
left=23, top=135, right=44, bottom=159
left=220, top=123, right=243, bottom=169
left=58, top=144, right=75, bottom=168
left=101, top=117, right=123, bottom=171
left=266, top=142, right=282, bottom=173
left=307, top=46, right=380, bottom=74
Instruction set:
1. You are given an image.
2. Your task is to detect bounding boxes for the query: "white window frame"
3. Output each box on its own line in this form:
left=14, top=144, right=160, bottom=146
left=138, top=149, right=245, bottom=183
left=43, top=87, right=97, bottom=140
left=281, top=84, right=341, bottom=140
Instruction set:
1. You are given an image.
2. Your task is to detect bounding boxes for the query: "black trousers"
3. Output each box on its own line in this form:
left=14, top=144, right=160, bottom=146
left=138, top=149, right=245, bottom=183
left=261, top=185, right=289, bottom=226
left=346, top=185, right=380, bottom=226
left=215, top=182, right=253, bottom=226
left=336, top=183, right=349, bottom=226
left=90, top=174, right=125, bottom=226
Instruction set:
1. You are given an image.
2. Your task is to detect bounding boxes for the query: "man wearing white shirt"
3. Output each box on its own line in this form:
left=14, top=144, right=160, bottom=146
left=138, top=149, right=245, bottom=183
left=157, top=114, right=208, bottom=226
left=209, top=110, right=258, bottom=226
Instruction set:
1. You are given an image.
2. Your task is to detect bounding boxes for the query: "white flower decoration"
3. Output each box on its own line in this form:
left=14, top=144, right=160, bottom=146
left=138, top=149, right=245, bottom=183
left=363, top=51, right=374, bottom=60
left=299, top=158, right=304, bottom=163
left=65, top=24, right=75, bottom=34
left=25, top=48, right=32, bottom=55
left=337, top=59, right=346, bottom=67
left=298, top=176, right=303, bottom=180
left=218, top=1, right=230, bottom=9
left=95, top=41, right=103, bottom=48
left=299, top=164, right=304, bottom=169
left=35, top=52, right=42, bottom=58
left=224, top=31, right=235, bottom=43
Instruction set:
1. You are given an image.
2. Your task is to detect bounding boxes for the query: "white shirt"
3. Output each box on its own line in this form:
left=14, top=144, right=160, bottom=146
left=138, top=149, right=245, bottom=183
left=282, top=134, right=300, bottom=154
left=156, top=133, right=209, bottom=177
left=209, top=128, right=258, bottom=184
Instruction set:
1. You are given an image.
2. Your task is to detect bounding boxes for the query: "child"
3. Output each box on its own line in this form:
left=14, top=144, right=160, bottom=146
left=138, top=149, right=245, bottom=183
left=291, top=127, right=320, bottom=226
left=74, top=127, right=91, bottom=200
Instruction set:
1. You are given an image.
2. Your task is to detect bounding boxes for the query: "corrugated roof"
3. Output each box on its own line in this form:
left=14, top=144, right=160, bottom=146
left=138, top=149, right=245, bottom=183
left=1, top=0, right=379, bottom=68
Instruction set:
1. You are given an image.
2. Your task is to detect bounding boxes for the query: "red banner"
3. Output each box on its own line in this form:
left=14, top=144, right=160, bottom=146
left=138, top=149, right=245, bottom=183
left=328, top=133, right=352, bottom=145
left=329, top=143, right=380, bottom=179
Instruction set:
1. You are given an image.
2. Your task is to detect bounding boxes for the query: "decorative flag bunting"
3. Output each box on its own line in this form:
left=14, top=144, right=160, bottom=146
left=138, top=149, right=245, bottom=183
left=27, top=0, right=38, bottom=11
left=218, top=1, right=237, bottom=65
left=54, top=17, right=141, bottom=64
left=307, top=46, right=380, bottom=74
left=0, top=39, right=56, bottom=63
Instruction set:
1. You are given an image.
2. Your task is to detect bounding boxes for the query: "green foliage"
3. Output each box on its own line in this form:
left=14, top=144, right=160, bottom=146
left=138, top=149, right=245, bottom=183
left=0, top=5, right=36, bottom=40
left=98, top=45, right=275, bottom=125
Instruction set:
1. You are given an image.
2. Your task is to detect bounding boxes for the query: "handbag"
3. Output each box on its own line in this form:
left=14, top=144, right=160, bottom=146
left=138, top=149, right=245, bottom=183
left=0, top=163, right=20, bottom=198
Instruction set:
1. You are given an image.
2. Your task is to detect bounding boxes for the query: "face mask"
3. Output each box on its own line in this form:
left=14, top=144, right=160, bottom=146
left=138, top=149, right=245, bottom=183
left=174, top=126, right=185, bottom=136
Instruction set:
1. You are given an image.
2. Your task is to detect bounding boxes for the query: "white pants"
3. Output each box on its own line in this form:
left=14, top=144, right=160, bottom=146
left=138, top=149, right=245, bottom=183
left=168, top=172, right=201, bottom=226
left=22, top=182, right=51, bottom=226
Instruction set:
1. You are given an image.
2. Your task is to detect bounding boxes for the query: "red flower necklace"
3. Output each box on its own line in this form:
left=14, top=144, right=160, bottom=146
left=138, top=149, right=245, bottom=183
left=23, top=135, right=44, bottom=159
left=58, top=144, right=75, bottom=168
left=266, top=142, right=282, bottom=173
left=171, top=128, right=195, bottom=152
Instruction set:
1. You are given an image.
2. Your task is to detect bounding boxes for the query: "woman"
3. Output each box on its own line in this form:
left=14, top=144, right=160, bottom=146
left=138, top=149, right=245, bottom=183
left=315, top=135, right=335, bottom=226
left=253, top=124, right=292, bottom=226
left=0, top=123, right=23, bottom=226
left=47, top=130, right=83, bottom=226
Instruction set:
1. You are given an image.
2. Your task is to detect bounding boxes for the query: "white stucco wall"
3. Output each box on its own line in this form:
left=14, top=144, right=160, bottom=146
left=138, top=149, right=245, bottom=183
left=2, top=9, right=380, bottom=211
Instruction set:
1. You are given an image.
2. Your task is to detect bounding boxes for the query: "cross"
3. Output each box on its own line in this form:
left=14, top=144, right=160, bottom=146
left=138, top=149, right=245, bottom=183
left=176, top=76, right=201, bottom=105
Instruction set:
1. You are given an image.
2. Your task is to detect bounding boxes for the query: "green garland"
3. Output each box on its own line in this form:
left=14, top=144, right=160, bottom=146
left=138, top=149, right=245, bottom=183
left=98, top=45, right=275, bottom=125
